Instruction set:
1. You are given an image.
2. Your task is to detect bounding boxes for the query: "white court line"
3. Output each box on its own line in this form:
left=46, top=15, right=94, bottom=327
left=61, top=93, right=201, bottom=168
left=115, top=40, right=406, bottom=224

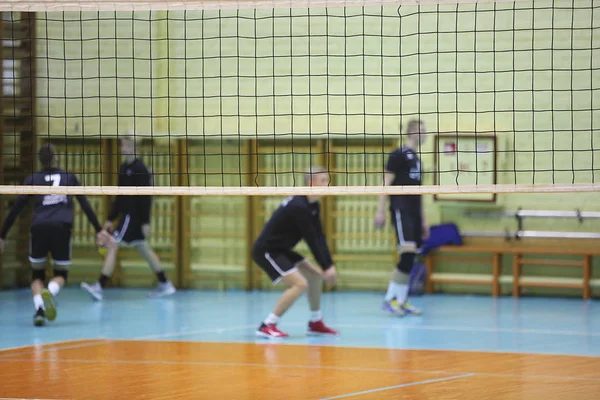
left=129, top=320, right=600, bottom=341
left=127, top=326, right=600, bottom=358
left=0, top=339, right=106, bottom=359
left=132, top=324, right=257, bottom=340
left=0, top=338, right=96, bottom=353
left=283, top=322, right=600, bottom=337
left=320, top=373, right=475, bottom=399
left=257, top=339, right=600, bottom=359
left=2, top=357, right=599, bottom=383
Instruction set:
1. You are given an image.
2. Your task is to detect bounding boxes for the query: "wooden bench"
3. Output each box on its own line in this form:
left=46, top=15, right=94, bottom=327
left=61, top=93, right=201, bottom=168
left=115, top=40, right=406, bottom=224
left=424, top=238, right=600, bottom=299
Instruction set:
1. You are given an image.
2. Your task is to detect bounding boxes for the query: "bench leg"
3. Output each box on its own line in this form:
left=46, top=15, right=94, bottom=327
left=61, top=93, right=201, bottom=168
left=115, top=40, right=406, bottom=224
left=583, top=255, right=591, bottom=300
left=512, top=253, right=521, bottom=298
left=492, top=253, right=501, bottom=297
left=425, top=256, right=434, bottom=294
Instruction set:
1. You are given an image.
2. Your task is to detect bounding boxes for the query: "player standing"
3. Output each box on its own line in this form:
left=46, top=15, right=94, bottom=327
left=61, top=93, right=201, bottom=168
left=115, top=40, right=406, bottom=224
left=374, top=120, right=429, bottom=316
left=0, top=143, right=108, bottom=326
left=253, top=167, right=338, bottom=338
left=81, top=135, right=176, bottom=300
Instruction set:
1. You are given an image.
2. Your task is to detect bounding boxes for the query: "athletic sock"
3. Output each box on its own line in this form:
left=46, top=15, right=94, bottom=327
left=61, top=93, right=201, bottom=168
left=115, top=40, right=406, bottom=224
left=264, top=313, right=280, bottom=325
left=385, top=281, right=399, bottom=302
left=33, top=294, right=44, bottom=310
left=395, top=283, right=409, bottom=304
left=310, top=310, right=322, bottom=322
left=48, top=281, right=60, bottom=296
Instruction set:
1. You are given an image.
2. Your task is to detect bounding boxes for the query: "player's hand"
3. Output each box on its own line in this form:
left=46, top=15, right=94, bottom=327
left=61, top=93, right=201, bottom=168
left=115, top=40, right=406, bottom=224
left=103, top=221, right=113, bottom=232
left=374, top=210, right=386, bottom=230
left=0, top=239, right=5, bottom=255
left=96, top=229, right=115, bottom=248
left=323, top=266, right=337, bottom=286
left=141, top=224, right=151, bottom=238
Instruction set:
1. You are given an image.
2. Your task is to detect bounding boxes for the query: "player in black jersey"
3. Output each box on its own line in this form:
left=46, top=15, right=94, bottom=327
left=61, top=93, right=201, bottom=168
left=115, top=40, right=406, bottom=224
left=253, top=167, right=338, bottom=339
left=81, top=135, right=176, bottom=301
left=375, top=120, right=429, bottom=316
left=0, top=144, right=109, bottom=326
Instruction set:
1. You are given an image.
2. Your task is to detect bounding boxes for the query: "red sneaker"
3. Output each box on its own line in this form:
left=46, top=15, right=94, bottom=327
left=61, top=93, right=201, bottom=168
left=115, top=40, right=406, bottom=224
left=307, top=320, right=339, bottom=336
left=256, top=323, right=289, bottom=338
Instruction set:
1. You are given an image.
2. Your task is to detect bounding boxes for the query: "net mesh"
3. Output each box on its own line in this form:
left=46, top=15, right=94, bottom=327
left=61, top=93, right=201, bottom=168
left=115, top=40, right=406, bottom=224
left=0, top=0, right=599, bottom=291
left=0, top=0, right=599, bottom=197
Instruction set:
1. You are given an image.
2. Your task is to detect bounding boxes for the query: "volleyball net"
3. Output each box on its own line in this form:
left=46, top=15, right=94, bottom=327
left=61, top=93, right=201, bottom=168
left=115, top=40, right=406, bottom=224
left=0, top=0, right=599, bottom=197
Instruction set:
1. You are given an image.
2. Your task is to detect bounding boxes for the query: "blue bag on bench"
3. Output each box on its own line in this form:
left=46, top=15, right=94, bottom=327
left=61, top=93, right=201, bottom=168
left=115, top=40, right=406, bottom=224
left=420, top=223, right=463, bottom=256
left=409, top=223, right=463, bottom=295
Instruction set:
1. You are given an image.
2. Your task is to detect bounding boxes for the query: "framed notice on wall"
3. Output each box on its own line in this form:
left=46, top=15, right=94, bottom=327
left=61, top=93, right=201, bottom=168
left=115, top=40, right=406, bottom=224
left=433, top=134, right=497, bottom=202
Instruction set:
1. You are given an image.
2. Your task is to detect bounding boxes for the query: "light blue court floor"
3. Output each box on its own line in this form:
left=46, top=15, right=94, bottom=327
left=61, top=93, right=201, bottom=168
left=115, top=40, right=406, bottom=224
left=0, top=287, right=598, bottom=357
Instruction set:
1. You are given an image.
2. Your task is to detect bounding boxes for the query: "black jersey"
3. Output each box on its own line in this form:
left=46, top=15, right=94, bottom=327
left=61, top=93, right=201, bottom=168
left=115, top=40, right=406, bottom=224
left=254, top=196, right=333, bottom=270
left=386, top=146, right=422, bottom=210
left=107, top=158, right=153, bottom=224
left=0, top=168, right=102, bottom=239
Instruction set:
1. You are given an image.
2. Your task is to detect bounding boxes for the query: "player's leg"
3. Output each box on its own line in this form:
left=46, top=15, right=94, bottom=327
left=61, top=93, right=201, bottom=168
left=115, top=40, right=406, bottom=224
left=81, top=240, right=118, bottom=301
left=41, top=224, right=74, bottom=321
left=133, top=240, right=176, bottom=298
left=31, top=263, right=47, bottom=326
left=29, top=225, right=49, bottom=326
left=253, top=248, right=308, bottom=338
left=382, top=208, right=422, bottom=316
left=81, top=220, right=123, bottom=300
left=296, top=257, right=339, bottom=336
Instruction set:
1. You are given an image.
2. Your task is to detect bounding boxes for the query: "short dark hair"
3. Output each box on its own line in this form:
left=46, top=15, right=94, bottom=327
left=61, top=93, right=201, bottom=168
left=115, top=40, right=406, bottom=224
left=304, top=166, right=327, bottom=186
left=39, top=143, right=57, bottom=168
left=405, top=119, right=425, bottom=134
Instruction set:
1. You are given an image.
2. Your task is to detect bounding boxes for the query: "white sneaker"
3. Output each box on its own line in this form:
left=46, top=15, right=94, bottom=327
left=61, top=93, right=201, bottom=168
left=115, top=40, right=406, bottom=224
left=81, top=282, right=103, bottom=301
left=147, top=281, right=176, bottom=299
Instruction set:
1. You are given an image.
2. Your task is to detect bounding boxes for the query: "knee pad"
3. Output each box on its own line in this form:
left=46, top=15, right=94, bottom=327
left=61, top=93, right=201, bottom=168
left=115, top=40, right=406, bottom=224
left=31, top=268, right=46, bottom=283
left=396, top=252, right=416, bottom=274
left=53, top=268, right=69, bottom=283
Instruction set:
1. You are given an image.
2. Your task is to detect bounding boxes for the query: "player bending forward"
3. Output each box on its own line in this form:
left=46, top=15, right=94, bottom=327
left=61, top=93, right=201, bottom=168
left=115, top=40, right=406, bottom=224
left=375, top=119, right=429, bottom=316
left=253, top=167, right=338, bottom=338
left=81, top=134, right=176, bottom=300
left=0, top=144, right=110, bottom=326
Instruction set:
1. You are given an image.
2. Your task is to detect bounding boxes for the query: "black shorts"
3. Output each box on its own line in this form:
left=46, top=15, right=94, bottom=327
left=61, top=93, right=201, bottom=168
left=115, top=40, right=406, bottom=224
left=390, top=207, right=423, bottom=250
left=252, top=246, right=305, bottom=284
left=29, top=223, right=72, bottom=267
left=113, top=214, right=146, bottom=245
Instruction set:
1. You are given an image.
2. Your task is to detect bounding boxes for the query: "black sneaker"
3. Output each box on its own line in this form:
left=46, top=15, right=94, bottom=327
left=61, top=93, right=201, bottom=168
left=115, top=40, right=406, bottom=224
left=33, top=307, right=46, bottom=327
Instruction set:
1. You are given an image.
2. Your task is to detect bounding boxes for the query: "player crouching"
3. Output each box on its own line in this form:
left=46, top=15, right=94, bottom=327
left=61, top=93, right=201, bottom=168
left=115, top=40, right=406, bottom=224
left=252, top=167, right=338, bottom=339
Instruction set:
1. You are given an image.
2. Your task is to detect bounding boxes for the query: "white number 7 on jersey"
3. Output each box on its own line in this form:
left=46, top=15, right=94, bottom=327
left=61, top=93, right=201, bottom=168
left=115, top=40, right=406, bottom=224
left=45, top=174, right=61, bottom=186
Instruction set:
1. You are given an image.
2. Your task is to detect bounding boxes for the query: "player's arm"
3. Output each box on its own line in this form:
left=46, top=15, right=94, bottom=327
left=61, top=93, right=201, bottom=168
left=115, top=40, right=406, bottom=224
left=105, top=170, right=125, bottom=230
left=293, top=206, right=334, bottom=271
left=375, top=172, right=395, bottom=223
left=0, top=177, right=32, bottom=253
left=375, top=151, right=405, bottom=229
left=71, top=175, right=103, bottom=233
left=135, top=164, right=153, bottom=237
